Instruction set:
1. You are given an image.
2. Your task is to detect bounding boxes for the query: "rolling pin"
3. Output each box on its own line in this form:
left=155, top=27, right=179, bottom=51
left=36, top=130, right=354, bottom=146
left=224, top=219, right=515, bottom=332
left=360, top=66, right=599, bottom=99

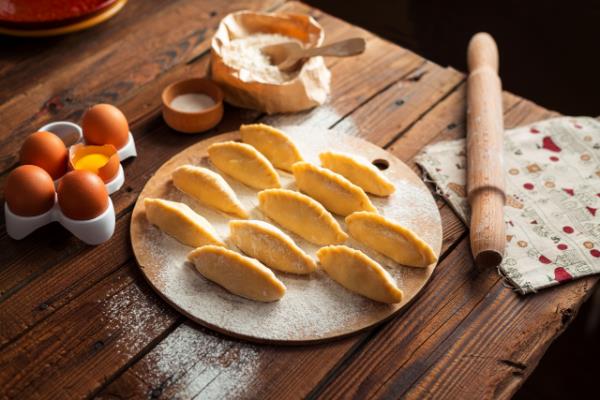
left=466, top=32, right=506, bottom=268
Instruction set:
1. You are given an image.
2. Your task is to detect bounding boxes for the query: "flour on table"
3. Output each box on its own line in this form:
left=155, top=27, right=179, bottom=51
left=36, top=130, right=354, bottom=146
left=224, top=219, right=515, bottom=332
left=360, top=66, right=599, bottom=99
left=139, top=323, right=262, bottom=399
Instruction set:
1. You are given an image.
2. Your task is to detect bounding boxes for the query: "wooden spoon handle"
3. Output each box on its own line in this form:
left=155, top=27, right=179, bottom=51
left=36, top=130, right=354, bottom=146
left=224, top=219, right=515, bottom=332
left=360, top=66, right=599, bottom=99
left=466, top=32, right=506, bottom=268
left=304, top=38, right=366, bottom=58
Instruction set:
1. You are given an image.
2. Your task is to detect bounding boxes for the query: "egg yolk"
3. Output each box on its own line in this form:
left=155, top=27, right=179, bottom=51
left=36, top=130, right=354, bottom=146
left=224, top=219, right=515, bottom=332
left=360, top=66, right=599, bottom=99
left=74, top=153, right=110, bottom=174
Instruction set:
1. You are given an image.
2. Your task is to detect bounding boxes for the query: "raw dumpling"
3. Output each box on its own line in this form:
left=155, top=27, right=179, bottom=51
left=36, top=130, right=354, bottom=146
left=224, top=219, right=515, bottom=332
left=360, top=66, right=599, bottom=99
left=229, top=219, right=317, bottom=274
left=240, top=123, right=303, bottom=172
left=345, top=211, right=437, bottom=267
left=292, top=161, right=377, bottom=216
left=188, top=245, right=286, bottom=302
left=317, top=245, right=403, bottom=304
left=144, top=198, right=224, bottom=247
left=258, top=189, right=348, bottom=246
left=172, top=165, right=248, bottom=218
left=319, top=151, right=395, bottom=196
left=207, top=141, right=281, bottom=189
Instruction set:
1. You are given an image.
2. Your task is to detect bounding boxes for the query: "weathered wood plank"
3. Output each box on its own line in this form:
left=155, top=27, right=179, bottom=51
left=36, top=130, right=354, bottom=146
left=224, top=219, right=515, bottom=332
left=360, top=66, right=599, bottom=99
left=0, top=262, right=180, bottom=399
left=0, top=0, right=176, bottom=99
left=403, top=274, right=596, bottom=399
left=0, top=214, right=132, bottom=347
left=387, top=85, right=524, bottom=161
left=96, top=321, right=361, bottom=400
left=333, top=62, right=464, bottom=147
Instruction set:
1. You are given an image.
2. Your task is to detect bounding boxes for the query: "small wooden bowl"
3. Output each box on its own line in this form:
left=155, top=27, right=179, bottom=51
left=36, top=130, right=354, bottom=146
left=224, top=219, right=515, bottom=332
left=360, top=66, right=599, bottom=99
left=161, top=78, right=224, bottom=134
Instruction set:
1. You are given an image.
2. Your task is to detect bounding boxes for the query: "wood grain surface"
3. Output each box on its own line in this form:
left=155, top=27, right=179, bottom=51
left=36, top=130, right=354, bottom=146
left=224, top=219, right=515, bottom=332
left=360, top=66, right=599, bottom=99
left=0, top=1, right=597, bottom=399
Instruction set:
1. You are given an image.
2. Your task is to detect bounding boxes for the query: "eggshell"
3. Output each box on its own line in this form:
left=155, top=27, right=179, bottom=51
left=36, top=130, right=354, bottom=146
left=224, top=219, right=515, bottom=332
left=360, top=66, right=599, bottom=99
left=19, top=131, right=68, bottom=179
left=57, top=170, right=109, bottom=220
left=68, top=144, right=120, bottom=183
left=5, top=165, right=56, bottom=216
left=82, top=104, right=129, bottom=149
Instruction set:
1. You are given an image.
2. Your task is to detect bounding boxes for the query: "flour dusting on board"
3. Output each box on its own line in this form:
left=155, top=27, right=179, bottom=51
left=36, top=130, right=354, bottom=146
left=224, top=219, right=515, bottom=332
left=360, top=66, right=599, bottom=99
left=131, top=127, right=442, bottom=342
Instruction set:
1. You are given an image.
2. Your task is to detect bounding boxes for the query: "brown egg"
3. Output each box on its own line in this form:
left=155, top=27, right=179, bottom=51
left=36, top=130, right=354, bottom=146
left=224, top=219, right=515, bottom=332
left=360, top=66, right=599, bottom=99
left=19, top=131, right=68, bottom=179
left=5, top=165, right=56, bottom=216
left=82, top=104, right=129, bottom=149
left=57, top=170, right=109, bottom=220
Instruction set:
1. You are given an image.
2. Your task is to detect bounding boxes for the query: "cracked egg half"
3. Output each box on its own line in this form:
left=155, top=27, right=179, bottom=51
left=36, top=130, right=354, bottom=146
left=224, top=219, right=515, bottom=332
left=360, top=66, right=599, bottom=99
left=69, top=144, right=120, bottom=183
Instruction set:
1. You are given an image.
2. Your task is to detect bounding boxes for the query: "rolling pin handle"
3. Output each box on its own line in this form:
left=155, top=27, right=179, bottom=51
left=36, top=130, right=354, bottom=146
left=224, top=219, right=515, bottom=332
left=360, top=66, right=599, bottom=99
left=466, top=32, right=506, bottom=269
left=468, top=32, right=499, bottom=73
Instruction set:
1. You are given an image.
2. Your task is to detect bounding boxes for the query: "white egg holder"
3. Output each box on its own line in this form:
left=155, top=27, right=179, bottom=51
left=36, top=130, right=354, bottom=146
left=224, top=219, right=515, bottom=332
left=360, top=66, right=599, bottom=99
left=5, top=197, right=115, bottom=245
left=39, top=121, right=137, bottom=195
left=5, top=121, right=136, bottom=245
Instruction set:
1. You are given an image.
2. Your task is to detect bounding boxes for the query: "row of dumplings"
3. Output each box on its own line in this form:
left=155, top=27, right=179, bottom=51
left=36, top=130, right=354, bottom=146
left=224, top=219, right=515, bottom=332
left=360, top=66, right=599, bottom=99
left=144, top=123, right=437, bottom=304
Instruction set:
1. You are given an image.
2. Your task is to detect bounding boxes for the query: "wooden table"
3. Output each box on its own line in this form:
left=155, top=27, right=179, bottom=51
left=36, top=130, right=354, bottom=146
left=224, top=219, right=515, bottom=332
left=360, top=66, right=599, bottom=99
left=0, top=1, right=597, bottom=398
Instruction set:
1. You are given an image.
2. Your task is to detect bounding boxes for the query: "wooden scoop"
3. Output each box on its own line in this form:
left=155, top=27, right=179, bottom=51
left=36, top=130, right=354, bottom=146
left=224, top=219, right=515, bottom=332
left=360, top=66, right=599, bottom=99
left=466, top=32, right=506, bottom=269
left=262, top=37, right=366, bottom=71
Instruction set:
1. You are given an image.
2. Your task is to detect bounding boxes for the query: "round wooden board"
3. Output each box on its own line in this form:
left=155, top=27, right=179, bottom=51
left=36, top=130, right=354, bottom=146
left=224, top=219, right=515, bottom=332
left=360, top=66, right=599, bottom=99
left=131, top=127, right=442, bottom=344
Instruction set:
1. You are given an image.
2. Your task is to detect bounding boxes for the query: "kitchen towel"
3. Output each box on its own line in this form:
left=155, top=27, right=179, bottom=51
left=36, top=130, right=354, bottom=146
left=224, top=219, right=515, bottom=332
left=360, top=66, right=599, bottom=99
left=416, top=117, right=600, bottom=294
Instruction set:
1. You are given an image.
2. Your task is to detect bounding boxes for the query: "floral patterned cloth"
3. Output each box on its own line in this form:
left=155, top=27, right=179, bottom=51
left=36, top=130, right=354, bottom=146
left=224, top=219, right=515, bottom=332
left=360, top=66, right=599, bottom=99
left=416, top=117, right=600, bottom=294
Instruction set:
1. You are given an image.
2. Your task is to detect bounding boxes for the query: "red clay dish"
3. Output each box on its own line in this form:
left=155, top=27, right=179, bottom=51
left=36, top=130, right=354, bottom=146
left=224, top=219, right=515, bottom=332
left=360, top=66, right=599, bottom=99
left=0, top=0, right=116, bottom=28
